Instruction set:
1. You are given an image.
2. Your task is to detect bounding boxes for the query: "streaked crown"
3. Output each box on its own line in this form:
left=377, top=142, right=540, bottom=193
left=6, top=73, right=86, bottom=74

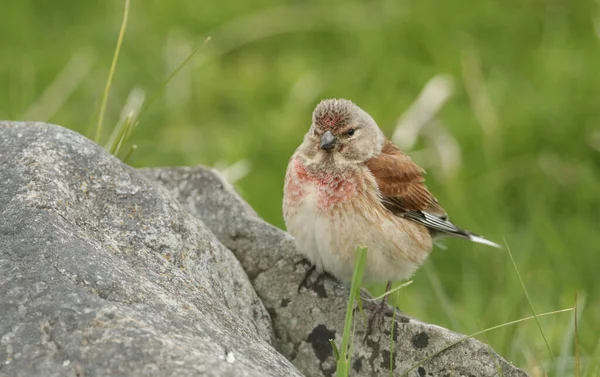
left=312, top=99, right=358, bottom=132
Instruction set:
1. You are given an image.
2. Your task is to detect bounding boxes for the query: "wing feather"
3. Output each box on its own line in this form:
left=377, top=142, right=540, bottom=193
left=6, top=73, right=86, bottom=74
left=365, top=140, right=501, bottom=247
left=365, top=140, right=477, bottom=240
left=366, top=140, right=446, bottom=218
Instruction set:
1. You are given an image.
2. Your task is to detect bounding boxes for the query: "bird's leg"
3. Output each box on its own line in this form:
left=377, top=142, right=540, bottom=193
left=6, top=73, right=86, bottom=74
left=297, top=263, right=317, bottom=293
left=381, top=280, right=393, bottom=306
left=365, top=280, right=393, bottom=339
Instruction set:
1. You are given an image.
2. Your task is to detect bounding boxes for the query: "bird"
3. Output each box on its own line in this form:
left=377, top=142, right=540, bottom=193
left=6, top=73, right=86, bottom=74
left=282, top=98, right=500, bottom=297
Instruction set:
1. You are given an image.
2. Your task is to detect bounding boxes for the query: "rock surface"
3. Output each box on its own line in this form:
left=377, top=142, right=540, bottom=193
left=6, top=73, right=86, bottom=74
left=0, top=121, right=301, bottom=377
left=0, top=121, right=529, bottom=377
left=144, top=171, right=530, bottom=377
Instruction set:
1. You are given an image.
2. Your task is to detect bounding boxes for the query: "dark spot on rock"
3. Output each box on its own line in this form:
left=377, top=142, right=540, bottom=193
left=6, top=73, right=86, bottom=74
left=313, top=281, right=327, bottom=298
left=398, top=315, right=410, bottom=323
left=290, top=342, right=299, bottom=360
left=411, top=332, right=429, bottom=349
left=380, top=350, right=396, bottom=370
left=365, top=336, right=381, bottom=368
left=391, top=320, right=399, bottom=342
left=280, top=298, right=290, bottom=307
left=97, top=289, right=110, bottom=299
left=352, top=356, right=364, bottom=373
left=307, top=324, right=336, bottom=362
left=266, top=307, right=277, bottom=321
left=418, top=366, right=426, bottom=376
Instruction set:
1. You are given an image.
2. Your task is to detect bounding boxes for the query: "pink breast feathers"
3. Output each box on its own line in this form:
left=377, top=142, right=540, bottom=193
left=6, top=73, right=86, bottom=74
left=287, top=157, right=359, bottom=210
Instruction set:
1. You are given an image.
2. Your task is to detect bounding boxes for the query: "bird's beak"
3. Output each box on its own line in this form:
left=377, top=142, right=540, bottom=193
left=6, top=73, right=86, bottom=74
left=320, top=131, right=337, bottom=151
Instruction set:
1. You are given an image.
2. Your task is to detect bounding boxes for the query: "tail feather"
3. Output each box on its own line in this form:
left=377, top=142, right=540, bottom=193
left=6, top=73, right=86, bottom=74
left=465, top=233, right=502, bottom=249
left=404, top=210, right=502, bottom=249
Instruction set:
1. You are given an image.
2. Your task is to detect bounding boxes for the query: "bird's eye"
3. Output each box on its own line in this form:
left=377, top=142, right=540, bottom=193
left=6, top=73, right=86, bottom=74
left=346, top=128, right=355, bottom=136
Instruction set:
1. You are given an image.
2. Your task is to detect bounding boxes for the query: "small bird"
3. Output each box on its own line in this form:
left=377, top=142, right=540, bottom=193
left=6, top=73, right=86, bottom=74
left=283, top=98, right=500, bottom=292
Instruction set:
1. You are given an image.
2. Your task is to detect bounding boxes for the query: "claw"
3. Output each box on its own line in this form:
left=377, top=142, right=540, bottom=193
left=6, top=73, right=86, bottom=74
left=364, top=280, right=394, bottom=340
left=298, top=264, right=317, bottom=293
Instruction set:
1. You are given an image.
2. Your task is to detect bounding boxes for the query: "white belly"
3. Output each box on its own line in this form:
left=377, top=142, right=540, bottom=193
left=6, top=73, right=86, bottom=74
left=284, top=180, right=432, bottom=284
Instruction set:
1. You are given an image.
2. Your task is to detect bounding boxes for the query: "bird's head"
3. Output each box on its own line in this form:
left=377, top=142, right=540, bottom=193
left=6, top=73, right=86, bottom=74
left=299, top=98, right=385, bottom=167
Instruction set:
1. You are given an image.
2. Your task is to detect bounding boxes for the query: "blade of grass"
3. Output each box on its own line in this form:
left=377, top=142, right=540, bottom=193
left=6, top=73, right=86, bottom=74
left=574, top=293, right=580, bottom=377
left=348, top=306, right=358, bottom=368
left=122, top=144, right=138, bottom=164
left=356, top=289, right=367, bottom=324
left=503, top=239, right=555, bottom=361
left=108, top=112, right=135, bottom=156
left=336, top=246, right=368, bottom=377
left=389, top=288, right=401, bottom=377
left=105, top=87, right=145, bottom=151
left=558, top=292, right=585, bottom=377
left=363, top=280, right=413, bottom=301
left=95, top=0, right=130, bottom=143
left=329, top=339, right=340, bottom=361
left=399, top=308, right=573, bottom=377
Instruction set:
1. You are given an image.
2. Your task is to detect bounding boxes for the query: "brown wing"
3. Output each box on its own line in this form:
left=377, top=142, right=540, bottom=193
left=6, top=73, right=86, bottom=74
left=366, top=140, right=501, bottom=246
left=366, top=139, right=446, bottom=218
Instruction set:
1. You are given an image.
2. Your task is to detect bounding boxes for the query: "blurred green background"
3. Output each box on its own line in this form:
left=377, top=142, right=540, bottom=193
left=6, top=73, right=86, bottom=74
left=2, top=0, right=599, bottom=375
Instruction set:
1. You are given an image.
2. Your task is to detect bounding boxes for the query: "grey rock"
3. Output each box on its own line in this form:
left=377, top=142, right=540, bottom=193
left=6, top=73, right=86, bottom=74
left=0, top=121, right=302, bottom=377
left=142, top=167, right=530, bottom=377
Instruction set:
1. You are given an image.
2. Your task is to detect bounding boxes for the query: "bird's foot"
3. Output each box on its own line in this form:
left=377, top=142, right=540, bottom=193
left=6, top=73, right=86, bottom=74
left=364, top=300, right=394, bottom=340
left=364, top=281, right=395, bottom=340
left=297, top=263, right=318, bottom=293
left=296, top=261, right=335, bottom=298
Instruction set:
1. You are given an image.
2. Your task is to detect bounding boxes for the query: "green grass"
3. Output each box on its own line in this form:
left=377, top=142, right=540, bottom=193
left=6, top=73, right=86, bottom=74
left=1, top=0, right=599, bottom=375
left=333, top=246, right=368, bottom=377
left=95, top=0, right=129, bottom=143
